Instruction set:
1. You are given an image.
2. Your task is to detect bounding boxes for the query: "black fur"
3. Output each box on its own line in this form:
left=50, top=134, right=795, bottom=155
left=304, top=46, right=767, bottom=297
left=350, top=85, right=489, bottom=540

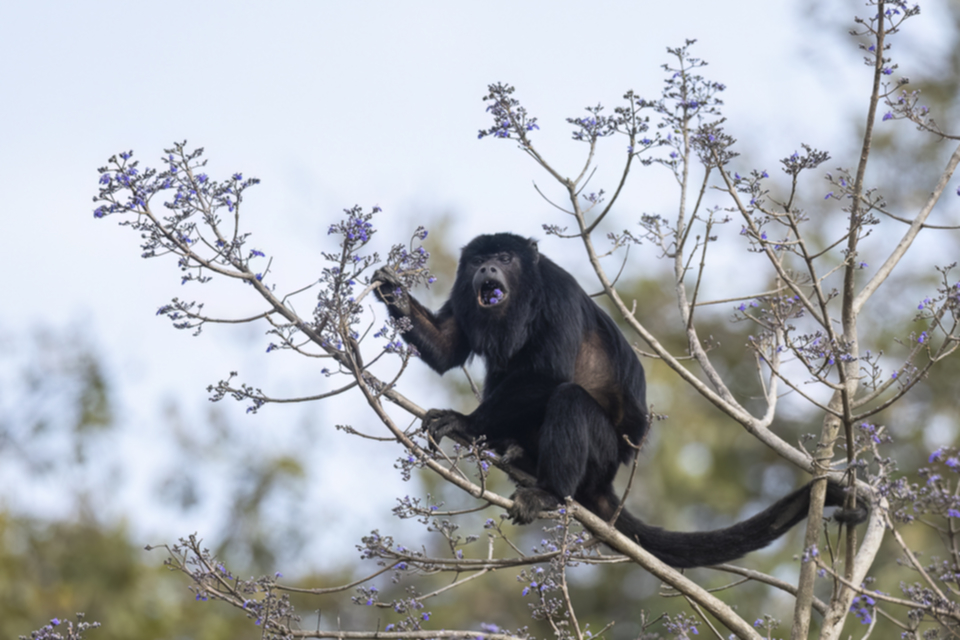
left=374, top=233, right=867, bottom=568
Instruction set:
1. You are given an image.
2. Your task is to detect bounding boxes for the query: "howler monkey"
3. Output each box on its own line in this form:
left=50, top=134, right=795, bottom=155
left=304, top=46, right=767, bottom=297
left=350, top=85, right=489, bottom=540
left=374, top=233, right=866, bottom=569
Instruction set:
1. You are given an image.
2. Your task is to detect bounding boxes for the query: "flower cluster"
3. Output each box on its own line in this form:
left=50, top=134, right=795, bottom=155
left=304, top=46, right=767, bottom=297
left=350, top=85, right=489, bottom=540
left=392, top=448, right=426, bottom=482
left=391, top=494, right=445, bottom=523
left=514, top=515, right=592, bottom=630
left=780, top=144, right=830, bottom=178
left=915, top=264, right=960, bottom=325
left=92, top=144, right=276, bottom=340
left=654, top=40, right=728, bottom=179
left=614, top=90, right=658, bottom=158
left=692, top=120, right=738, bottom=168
left=93, top=144, right=262, bottom=270
left=853, top=1, right=920, bottom=72
left=850, top=593, right=876, bottom=625
left=566, top=104, right=615, bottom=142
left=312, top=206, right=385, bottom=356
left=353, top=530, right=500, bottom=632
left=752, top=615, right=780, bottom=635
left=777, top=331, right=856, bottom=373
left=659, top=40, right=726, bottom=121
left=822, top=169, right=884, bottom=229
left=857, top=421, right=890, bottom=446
left=731, top=168, right=770, bottom=208
left=887, top=447, right=960, bottom=532
left=375, top=589, right=433, bottom=634
left=382, top=227, right=435, bottom=288
left=662, top=612, right=701, bottom=638
left=477, top=82, right=539, bottom=143
left=206, top=371, right=269, bottom=414
left=164, top=535, right=299, bottom=639
left=17, top=615, right=100, bottom=640
left=882, top=87, right=933, bottom=129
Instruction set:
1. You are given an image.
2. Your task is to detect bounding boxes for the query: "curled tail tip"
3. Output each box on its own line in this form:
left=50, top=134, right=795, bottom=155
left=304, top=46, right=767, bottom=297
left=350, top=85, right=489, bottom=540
left=833, top=504, right=869, bottom=525
left=825, top=479, right=871, bottom=526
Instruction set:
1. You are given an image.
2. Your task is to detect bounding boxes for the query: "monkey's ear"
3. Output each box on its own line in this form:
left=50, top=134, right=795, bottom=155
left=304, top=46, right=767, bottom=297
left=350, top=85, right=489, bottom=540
left=529, top=239, right=540, bottom=264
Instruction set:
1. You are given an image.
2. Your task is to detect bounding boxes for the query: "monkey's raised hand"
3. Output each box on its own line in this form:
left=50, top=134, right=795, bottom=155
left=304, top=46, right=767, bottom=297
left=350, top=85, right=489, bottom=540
left=372, top=267, right=411, bottom=315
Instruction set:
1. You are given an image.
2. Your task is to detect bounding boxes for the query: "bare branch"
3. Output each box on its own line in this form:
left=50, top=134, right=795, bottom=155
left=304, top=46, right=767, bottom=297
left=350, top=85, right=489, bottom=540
left=853, top=141, right=960, bottom=314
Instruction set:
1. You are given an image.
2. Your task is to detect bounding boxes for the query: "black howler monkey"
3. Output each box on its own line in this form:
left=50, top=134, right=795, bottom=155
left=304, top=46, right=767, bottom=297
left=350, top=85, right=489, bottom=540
left=374, top=233, right=866, bottom=569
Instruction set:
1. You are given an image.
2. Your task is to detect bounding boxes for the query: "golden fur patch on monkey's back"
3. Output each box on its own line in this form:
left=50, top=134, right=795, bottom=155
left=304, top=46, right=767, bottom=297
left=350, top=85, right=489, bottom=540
left=574, top=332, right=624, bottom=425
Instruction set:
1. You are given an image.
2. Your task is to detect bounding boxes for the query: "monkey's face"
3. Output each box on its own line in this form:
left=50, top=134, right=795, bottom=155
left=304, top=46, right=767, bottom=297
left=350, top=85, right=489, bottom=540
left=469, top=252, right=516, bottom=309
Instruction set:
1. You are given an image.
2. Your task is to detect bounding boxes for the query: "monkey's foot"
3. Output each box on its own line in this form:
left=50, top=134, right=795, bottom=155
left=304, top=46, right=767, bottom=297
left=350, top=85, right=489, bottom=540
left=508, top=487, right=561, bottom=525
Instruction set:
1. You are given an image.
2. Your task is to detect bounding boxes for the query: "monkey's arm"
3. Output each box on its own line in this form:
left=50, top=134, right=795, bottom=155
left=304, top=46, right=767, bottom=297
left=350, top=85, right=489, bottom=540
left=373, top=268, right=471, bottom=373
left=421, top=369, right=556, bottom=454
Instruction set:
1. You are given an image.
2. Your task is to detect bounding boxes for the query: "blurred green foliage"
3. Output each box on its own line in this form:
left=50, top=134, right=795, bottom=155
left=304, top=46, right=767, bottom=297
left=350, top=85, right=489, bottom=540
left=0, top=514, right=258, bottom=639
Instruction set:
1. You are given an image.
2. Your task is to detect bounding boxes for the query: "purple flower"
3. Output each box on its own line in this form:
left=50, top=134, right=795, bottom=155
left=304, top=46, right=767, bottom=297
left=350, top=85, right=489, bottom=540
left=883, top=112, right=893, bottom=121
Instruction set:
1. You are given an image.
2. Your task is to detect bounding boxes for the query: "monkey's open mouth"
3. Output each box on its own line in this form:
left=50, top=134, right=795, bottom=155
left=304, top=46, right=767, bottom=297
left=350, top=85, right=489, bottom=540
left=478, top=280, right=507, bottom=307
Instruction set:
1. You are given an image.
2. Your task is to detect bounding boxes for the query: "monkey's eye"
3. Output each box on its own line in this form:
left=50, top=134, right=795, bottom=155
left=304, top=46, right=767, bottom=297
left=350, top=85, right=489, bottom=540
left=471, top=256, right=485, bottom=266
left=497, top=254, right=512, bottom=264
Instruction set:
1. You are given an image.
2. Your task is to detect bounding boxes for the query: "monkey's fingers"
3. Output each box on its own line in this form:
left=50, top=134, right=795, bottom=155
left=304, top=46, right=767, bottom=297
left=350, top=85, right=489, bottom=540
left=420, top=409, right=447, bottom=452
